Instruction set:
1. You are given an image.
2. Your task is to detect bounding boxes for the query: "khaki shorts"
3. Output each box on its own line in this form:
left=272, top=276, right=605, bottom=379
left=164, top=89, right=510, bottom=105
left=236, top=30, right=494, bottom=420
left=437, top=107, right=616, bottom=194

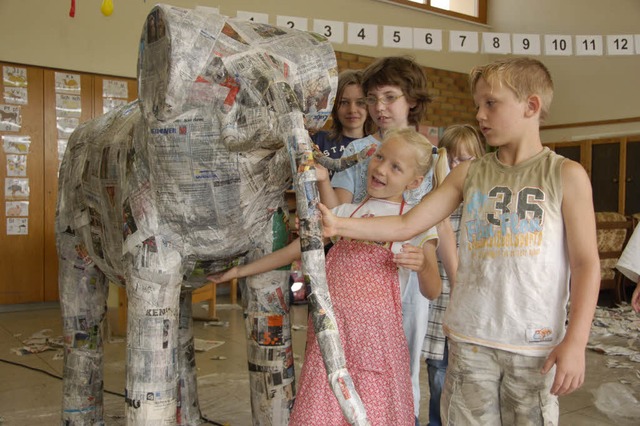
left=441, top=341, right=559, bottom=425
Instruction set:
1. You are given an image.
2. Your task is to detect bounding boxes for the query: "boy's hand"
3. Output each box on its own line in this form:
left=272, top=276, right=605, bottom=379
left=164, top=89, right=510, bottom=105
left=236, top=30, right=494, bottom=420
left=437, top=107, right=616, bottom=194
left=318, top=203, right=337, bottom=237
left=207, top=266, right=239, bottom=284
left=393, top=244, right=425, bottom=272
left=541, top=340, right=585, bottom=396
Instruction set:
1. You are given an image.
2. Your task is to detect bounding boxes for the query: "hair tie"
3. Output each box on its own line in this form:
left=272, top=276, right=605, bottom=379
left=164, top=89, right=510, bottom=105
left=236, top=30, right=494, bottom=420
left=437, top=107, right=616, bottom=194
left=432, top=146, right=438, bottom=155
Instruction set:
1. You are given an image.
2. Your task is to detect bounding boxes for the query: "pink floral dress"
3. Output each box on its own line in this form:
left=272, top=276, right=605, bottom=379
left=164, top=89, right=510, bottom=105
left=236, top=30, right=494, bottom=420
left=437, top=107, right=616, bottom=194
left=289, top=198, right=414, bottom=425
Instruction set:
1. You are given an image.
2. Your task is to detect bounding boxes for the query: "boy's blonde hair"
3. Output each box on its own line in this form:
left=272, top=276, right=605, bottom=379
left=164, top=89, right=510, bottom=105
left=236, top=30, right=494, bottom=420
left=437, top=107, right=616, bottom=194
left=439, top=124, right=485, bottom=159
left=362, top=56, right=431, bottom=126
left=382, top=128, right=448, bottom=189
left=469, top=58, right=554, bottom=122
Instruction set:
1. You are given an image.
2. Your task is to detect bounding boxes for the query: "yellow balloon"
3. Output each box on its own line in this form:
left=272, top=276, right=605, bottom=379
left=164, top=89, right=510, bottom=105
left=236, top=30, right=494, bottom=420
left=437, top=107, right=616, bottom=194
left=101, top=0, right=114, bottom=17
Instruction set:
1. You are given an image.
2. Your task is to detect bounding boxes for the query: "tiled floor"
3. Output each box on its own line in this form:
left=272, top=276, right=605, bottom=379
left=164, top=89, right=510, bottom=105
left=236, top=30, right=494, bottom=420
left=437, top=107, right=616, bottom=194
left=0, top=296, right=639, bottom=425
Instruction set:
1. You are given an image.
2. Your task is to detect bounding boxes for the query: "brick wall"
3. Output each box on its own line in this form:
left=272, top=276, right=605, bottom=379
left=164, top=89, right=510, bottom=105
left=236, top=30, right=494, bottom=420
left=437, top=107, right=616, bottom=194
left=335, top=51, right=477, bottom=128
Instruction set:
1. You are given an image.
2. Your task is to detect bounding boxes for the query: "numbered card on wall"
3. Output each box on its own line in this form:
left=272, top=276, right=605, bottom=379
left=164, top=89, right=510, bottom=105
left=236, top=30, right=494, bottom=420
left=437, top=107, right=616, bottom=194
left=235, top=11, right=269, bottom=24
left=383, top=26, right=412, bottom=49
left=575, top=35, right=603, bottom=56
left=544, top=35, right=573, bottom=56
left=512, top=34, right=541, bottom=55
left=482, top=32, right=511, bottom=54
left=276, top=15, right=308, bottom=31
left=635, top=35, right=640, bottom=54
left=347, top=23, right=378, bottom=47
left=606, top=35, right=635, bottom=55
left=413, top=28, right=442, bottom=51
left=313, top=19, right=344, bottom=44
left=449, top=31, right=478, bottom=53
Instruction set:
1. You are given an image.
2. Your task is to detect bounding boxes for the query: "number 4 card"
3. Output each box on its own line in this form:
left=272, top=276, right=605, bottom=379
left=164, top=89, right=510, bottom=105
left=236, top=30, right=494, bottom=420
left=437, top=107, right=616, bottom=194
left=348, top=22, right=378, bottom=47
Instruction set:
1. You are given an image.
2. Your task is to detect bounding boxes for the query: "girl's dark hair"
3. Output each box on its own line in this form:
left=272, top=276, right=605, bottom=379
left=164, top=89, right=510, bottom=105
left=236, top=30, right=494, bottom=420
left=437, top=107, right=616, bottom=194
left=362, top=56, right=432, bottom=126
left=329, top=69, right=375, bottom=140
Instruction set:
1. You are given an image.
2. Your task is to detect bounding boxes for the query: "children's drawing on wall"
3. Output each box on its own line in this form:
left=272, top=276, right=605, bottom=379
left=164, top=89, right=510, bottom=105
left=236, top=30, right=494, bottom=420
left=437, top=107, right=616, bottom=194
left=56, top=93, right=82, bottom=117
left=5, top=201, right=28, bottom=217
left=6, top=154, right=27, bottom=177
left=0, top=104, right=21, bottom=132
left=102, top=79, right=129, bottom=114
left=6, top=217, right=28, bottom=235
left=4, top=86, right=28, bottom=105
left=2, top=135, right=30, bottom=154
left=3, top=66, right=28, bottom=88
left=5, top=177, right=29, bottom=199
left=57, top=139, right=68, bottom=166
left=57, top=116, right=79, bottom=139
left=55, top=72, right=81, bottom=94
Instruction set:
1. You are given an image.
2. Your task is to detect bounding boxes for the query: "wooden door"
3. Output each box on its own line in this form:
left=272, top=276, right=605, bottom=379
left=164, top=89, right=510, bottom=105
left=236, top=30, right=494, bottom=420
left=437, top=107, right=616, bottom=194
left=0, top=63, right=45, bottom=304
left=625, top=138, right=640, bottom=215
left=591, top=141, right=621, bottom=212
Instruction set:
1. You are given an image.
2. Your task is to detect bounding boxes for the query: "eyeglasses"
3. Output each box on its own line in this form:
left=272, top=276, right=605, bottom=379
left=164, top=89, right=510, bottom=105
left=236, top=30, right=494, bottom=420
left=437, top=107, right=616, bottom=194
left=364, top=93, right=404, bottom=106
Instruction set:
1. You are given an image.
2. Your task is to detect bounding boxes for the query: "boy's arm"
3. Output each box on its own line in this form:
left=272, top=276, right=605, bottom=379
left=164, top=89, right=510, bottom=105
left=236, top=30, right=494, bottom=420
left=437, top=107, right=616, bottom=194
left=393, top=241, right=442, bottom=300
left=321, top=161, right=468, bottom=242
left=208, top=238, right=302, bottom=283
left=435, top=218, right=458, bottom=290
left=541, top=160, right=600, bottom=396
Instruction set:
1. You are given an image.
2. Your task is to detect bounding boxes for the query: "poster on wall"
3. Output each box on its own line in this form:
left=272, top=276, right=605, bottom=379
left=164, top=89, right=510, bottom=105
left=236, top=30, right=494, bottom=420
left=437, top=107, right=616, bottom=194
left=2, top=135, right=30, bottom=154
left=4, top=86, right=28, bottom=105
left=7, top=217, right=28, bottom=235
left=0, top=104, right=21, bottom=132
left=6, top=201, right=29, bottom=217
left=54, top=72, right=81, bottom=94
left=6, top=154, right=27, bottom=177
left=5, top=177, right=30, bottom=199
left=3, top=66, right=27, bottom=88
left=56, top=93, right=82, bottom=117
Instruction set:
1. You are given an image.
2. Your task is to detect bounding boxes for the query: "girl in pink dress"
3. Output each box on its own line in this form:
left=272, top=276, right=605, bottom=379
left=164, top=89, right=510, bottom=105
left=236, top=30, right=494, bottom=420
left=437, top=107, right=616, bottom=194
left=210, top=128, right=447, bottom=425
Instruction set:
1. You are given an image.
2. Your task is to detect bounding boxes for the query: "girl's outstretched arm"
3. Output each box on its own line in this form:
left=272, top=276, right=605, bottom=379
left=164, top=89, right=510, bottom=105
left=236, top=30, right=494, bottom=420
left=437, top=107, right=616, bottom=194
left=208, top=238, right=302, bottom=283
left=321, top=161, right=469, bottom=242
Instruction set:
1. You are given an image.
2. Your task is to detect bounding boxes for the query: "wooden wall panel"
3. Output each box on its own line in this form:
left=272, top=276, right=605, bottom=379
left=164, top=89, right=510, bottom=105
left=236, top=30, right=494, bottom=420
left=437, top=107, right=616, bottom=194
left=1, top=62, right=137, bottom=305
left=0, top=63, right=45, bottom=304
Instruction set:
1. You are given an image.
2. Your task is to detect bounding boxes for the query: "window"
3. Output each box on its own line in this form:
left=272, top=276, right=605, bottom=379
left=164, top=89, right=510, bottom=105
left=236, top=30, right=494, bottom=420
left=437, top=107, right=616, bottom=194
left=380, top=0, right=487, bottom=24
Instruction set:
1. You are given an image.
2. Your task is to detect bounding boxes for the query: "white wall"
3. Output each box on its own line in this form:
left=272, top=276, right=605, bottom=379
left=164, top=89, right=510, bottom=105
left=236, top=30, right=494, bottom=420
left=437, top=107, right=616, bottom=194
left=0, top=0, right=639, bottom=142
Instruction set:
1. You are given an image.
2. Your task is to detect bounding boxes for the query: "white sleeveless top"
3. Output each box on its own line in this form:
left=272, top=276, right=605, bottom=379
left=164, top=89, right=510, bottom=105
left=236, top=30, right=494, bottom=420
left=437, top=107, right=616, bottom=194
left=443, top=148, right=568, bottom=356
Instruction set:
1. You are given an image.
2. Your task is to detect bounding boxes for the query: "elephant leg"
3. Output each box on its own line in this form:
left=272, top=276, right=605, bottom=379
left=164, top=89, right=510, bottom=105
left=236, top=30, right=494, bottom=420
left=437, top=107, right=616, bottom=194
left=176, top=290, right=203, bottom=425
left=242, top=269, right=295, bottom=426
left=58, top=231, right=109, bottom=425
left=124, top=239, right=183, bottom=425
